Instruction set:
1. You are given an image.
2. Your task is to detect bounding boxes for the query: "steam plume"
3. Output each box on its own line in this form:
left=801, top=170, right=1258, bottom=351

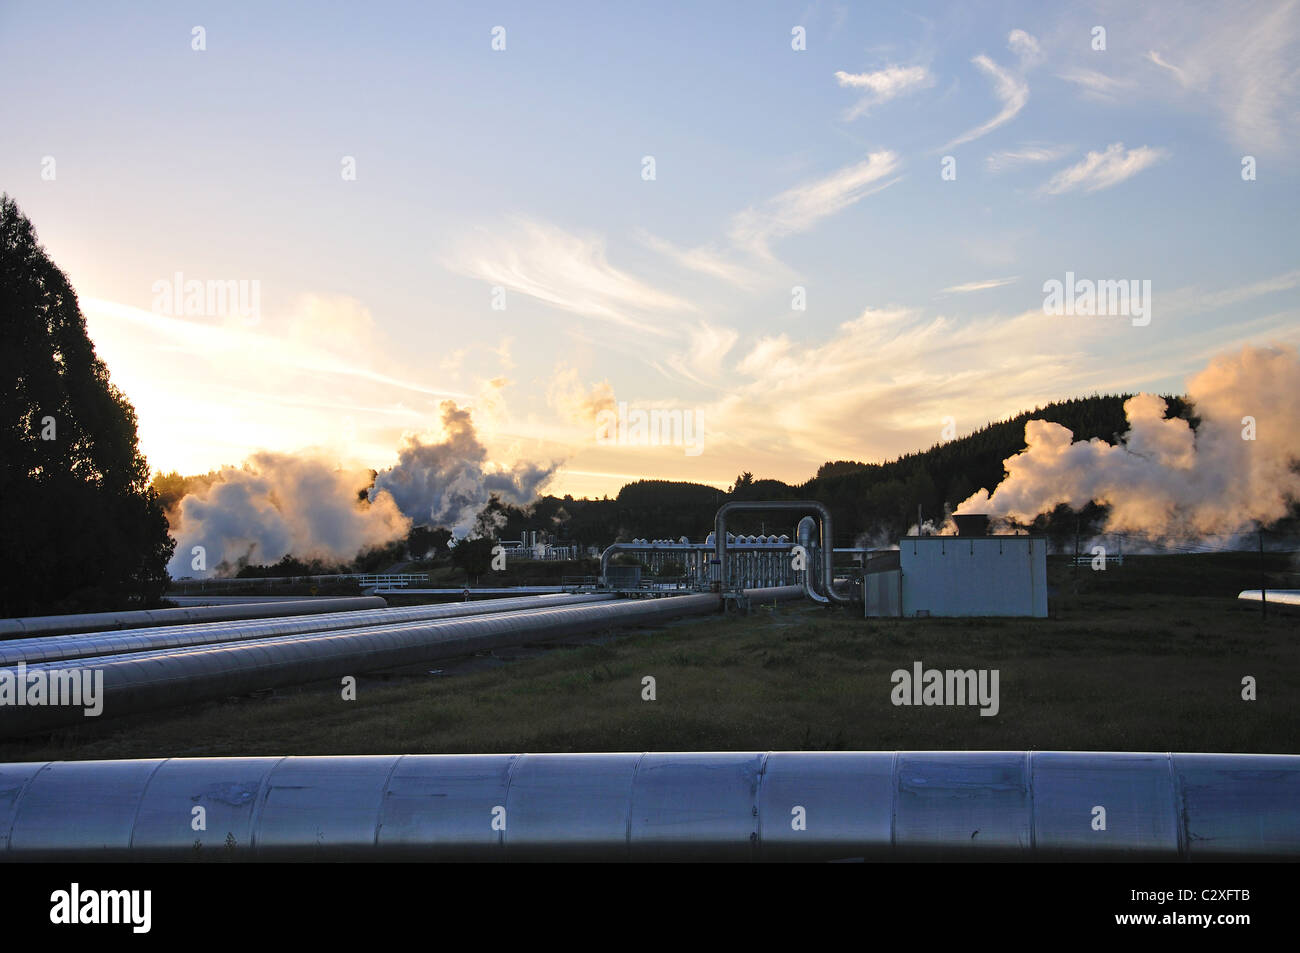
left=166, top=453, right=410, bottom=576
left=371, top=401, right=557, bottom=535
left=957, top=344, right=1300, bottom=537
left=167, top=402, right=556, bottom=576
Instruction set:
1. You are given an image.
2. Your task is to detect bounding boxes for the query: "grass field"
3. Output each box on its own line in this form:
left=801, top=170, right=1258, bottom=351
left=1, top=573, right=1295, bottom=762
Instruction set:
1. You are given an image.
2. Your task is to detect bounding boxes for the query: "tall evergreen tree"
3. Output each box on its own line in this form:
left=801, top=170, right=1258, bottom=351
left=0, top=195, right=175, bottom=616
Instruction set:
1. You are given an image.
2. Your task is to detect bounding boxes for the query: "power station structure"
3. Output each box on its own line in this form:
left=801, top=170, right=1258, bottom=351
left=598, top=500, right=857, bottom=605
left=599, top=503, right=1048, bottom=618
left=0, top=501, right=1064, bottom=738
left=0, top=499, right=1292, bottom=861
left=864, top=515, right=1049, bottom=618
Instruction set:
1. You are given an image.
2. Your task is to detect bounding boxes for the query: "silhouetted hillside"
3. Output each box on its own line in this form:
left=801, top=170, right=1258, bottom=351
left=530, top=393, right=1201, bottom=547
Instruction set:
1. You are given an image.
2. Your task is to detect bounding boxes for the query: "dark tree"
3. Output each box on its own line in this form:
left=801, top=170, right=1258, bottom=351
left=0, top=195, right=175, bottom=616
left=406, top=525, right=437, bottom=559
left=449, top=536, right=495, bottom=581
left=428, top=527, right=453, bottom=557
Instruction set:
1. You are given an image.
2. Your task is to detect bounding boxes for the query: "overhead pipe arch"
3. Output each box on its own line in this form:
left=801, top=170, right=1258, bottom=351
left=714, top=501, right=851, bottom=605
left=598, top=542, right=654, bottom=587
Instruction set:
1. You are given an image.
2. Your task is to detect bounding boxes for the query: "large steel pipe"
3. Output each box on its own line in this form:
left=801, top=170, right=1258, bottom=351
left=0, top=587, right=804, bottom=737
left=0, top=751, right=1293, bottom=861
left=795, top=515, right=828, bottom=604
left=0, top=597, right=388, bottom=639
left=714, top=501, right=851, bottom=604
left=0, top=593, right=614, bottom=666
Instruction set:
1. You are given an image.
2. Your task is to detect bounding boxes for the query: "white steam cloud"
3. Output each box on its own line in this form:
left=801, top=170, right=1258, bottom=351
left=167, top=454, right=410, bottom=576
left=370, top=401, right=557, bottom=537
left=168, top=402, right=557, bottom=576
left=957, top=344, right=1300, bottom=538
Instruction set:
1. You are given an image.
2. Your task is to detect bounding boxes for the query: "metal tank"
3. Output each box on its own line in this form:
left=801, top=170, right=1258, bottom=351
left=0, top=751, right=1294, bottom=861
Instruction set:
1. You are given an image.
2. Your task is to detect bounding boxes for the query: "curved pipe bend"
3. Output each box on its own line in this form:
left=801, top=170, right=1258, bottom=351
left=714, top=501, right=851, bottom=604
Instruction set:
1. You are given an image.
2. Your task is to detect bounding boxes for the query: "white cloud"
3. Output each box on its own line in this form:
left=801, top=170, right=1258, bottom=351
left=940, top=51, right=1030, bottom=149
left=1041, top=143, right=1168, bottom=195
left=1162, top=268, right=1300, bottom=319
left=835, top=64, right=934, bottom=118
left=658, top=322, right=741, bottom=386
left=1059, top=68, right=1136, bottom=100
left=84, top=296, right=467, bottom=401
left=81, top=296, right=472, bottom=475
left=986, top=143, right=1073, bottom=173
left=636, top=230, right=761, bottom=287
left=938, top=276, right=1020, bottom=295
left=1008, top=29, right=1044, bottom=67
left=728, top=151, right=902, bottom=260
left=1145, top=50, right=1189, bottom=85
left=697, top=304, right=1101, bottom=467
left=442, top=219, right=695, bottom=337
left=1136, top=2, right=1300, bottom=154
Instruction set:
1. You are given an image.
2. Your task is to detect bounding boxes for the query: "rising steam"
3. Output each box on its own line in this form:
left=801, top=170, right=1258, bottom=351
left=957, top=344, right=1300, bottom=537
left=371, top=401, right=557, bottom=535
left=166, top=453, right=410, bottom=577
left=167, top=401, right=557, bottom=576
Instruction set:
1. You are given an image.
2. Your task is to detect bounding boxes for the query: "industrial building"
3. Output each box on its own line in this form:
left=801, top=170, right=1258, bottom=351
left=865, top=515, right=1048, bottom=618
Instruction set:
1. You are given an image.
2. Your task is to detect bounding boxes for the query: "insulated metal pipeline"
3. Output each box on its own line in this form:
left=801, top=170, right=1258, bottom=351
left=795, top=515, right=828, bottom=604
left=598, top=542, right=651, bottom=586
left=0, top=587, right=804, bottom=737
left=0, top=593, right=614, bottom=666
left=0, top=751, right=1293, bottom=861
left=0, top=597, right=388, bottom=639
left=714, top=501, right=851, bottom=604
left=599, top=541, right=796, bottom=589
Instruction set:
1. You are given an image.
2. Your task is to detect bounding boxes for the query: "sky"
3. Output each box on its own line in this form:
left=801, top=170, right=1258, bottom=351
left=2, top=0, right=1298, bottom=500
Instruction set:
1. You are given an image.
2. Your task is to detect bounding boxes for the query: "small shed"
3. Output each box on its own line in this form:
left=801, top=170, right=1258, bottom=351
left=893, top=535, right=1048, bottom=618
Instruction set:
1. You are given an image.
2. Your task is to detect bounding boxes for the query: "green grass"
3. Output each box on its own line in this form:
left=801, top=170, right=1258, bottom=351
left=1, top=589, right=1294, bottom=762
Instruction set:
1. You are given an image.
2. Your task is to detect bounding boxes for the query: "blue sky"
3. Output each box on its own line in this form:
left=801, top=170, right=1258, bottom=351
left=2, top=0, right=1297, bottom=498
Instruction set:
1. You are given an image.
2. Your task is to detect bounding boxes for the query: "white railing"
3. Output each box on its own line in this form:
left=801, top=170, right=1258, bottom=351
left=1070, top=554, right=1124, bottom=566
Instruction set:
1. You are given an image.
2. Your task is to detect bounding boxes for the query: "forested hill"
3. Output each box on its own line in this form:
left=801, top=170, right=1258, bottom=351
left=547, top=393, right=1195, bottom=547
left=798, top=393, right=1195, bottom=541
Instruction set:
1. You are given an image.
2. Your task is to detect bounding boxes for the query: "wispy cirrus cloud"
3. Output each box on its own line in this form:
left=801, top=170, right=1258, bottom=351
left=1059, top=68, right=1136, bottom=100
left=442, top=219, right=694, bottom=337
left=1161, top=268, right=1300, bottom=319
left=702, top=303, right=1104, bottom=468
left=1145, top=50, right=1188, bottom=85
left=656, top=321, right=741, bottom=387
left=834, top=64, right=934, bottom=118
left=939, top=30, right=1041, bottom=150
left=728, top=151, right=902, bottom=260
left=1130, top=2, right=1300, bottom=154
left=938, top=276, right=1020, bottom=295
left=1007, top=29, right=1045, bottom=68
left=634, top=229, right=762, bottom=288
left=80, top=295, right=474, bottom=475
left=986, top=143, right=1073, bottom=173
left=1040, top=143, right=1168, bottom=195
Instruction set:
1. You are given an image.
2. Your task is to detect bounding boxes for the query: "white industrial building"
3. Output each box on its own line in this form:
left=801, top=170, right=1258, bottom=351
left=864, top=534, right=1048, bottom=618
